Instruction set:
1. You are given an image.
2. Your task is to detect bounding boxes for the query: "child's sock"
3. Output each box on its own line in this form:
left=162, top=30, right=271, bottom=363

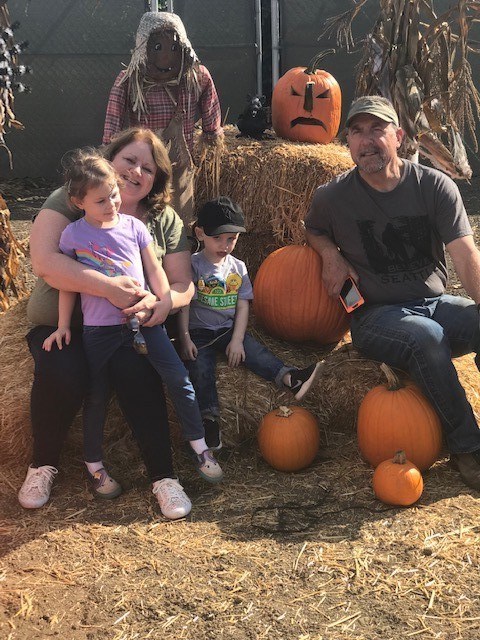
left=282, top=372, right=292, bottom=387
left=85, top=460, right=104, bottom=475
left=190, top=437, right=208, bottom=455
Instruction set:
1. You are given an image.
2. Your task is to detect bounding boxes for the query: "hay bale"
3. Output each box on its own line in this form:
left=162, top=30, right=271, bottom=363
left=219, top=326, right=382, bottom=442
left=0, top=298, right=34, bottom=466
left=195, top=125, right=354, bottom=250
left=232, top=232, right=278, bottom=283
left=2, top=297, right=480, bottom=469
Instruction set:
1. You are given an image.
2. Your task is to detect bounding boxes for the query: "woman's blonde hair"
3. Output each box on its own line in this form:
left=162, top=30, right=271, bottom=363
left=103, top=127, right=173, bottom=214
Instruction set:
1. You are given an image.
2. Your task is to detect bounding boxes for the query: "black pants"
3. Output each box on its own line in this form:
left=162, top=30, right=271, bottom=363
left=26, top=325, right=175, bottom=482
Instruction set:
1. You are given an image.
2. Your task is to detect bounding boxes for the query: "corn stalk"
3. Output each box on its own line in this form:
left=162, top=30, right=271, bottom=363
left=0, top=192, right=28, bottom=311
left=0, top=4, right=29, bottom=310
left=0, top=2, right=25, bottom=169
left=321, top=0, right=480, bottom=180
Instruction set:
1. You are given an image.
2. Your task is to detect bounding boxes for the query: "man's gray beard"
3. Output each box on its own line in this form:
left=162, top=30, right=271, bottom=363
left=357, top=155, right=387, bottom=173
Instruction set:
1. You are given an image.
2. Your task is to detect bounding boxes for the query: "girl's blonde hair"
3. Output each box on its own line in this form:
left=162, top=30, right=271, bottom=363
left=102, top=127, right=172, bottom=215
left=62, top=147, right=119, bottom=202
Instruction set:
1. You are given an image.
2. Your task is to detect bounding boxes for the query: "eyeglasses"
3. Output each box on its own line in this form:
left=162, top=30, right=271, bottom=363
left=128, top=316, right=148, bottom=355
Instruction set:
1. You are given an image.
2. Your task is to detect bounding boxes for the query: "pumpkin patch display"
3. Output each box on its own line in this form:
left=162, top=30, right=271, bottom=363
left=257, top=405, right=320, bottom=472
left=253, top=244, right=349, bottom=344
left=357, top=364, right=442, bottom=471
left=271, top=50, right=341, bottom=144
left=372, top=450, right=424, bottom=506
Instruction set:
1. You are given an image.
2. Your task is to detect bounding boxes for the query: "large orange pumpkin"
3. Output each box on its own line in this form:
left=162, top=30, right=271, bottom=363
left=357, top=364, right=442, bottom=471
left=372, top=450, right=424, bottom=506
left=253, top=244, right=350, bottom=344
left=258, top=405, right=320, bottom=472
left=271, top=50, right=341, bottom=144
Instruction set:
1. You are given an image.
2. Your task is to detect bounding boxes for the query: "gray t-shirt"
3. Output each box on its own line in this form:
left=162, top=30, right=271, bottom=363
left=305, top=160, right=472, bottom=305
left=189, top=251, right=253, bottom=331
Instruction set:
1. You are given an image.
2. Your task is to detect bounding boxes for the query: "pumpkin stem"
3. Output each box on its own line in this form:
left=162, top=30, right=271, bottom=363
left=276, top=406, right=293, bottom=418
left=393, top=450, right=407, bottom=465
left=304, top=49, right=336, bottom=75
left=380, top=363, right=404, bottom=391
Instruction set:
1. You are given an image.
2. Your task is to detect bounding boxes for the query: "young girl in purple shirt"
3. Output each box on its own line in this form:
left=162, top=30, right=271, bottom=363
left=42, top=150, right=223, bottom=508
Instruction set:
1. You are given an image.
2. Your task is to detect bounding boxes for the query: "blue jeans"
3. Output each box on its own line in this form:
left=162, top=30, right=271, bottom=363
left=350, top=295, right=480, bottom=454
left=187, top=327, right=291, bottom=417
left=83, top=324, right=203, bottom=461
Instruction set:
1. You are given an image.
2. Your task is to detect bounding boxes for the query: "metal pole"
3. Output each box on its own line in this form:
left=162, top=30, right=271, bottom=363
left=255, top=0, right=263, bottom=95
left=166, top=0, right=174, bottom=12
left=150, top=0, right=159, bottom=11
left=271, top=0, right=280, bottom=87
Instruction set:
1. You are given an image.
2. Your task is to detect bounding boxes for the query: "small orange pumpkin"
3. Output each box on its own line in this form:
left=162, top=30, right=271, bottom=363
left=258, top=405, right=320, bottom=472
left=271, top=49, right=341, bottom=144
left=253, top=245, right=349, bottom=345
left=373, top=450, right=424, bottom=506
left=357, top=364, right=442, bottom=471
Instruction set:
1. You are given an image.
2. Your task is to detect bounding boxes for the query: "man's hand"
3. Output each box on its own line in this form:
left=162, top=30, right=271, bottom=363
left=321, top=249, right=359, bottom=298
left=305, top=231, right=358, bottom=298
left=226, top=338, right=245, bottom=367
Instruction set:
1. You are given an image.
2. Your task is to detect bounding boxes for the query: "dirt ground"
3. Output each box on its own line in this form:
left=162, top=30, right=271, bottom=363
left=1, top=176, right=480, bottom=640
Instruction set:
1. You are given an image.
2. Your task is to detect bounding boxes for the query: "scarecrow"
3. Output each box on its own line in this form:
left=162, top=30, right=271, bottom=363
left=103, top=11, right=223, bottom=225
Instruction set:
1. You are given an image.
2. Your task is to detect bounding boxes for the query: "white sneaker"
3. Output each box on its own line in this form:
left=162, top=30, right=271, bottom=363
left=18, top=465, right=58, bottom=509
left=152, top=478, right=192, bottom=520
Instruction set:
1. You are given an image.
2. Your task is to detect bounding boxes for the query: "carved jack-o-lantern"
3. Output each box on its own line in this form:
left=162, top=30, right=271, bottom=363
left=271, top=50, right=341, bottom=144
left=146, top=29, right=183, bottom=84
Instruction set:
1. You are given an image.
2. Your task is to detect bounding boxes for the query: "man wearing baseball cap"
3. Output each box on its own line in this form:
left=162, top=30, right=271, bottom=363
left=345, top=95, right=400, bottom=128
left=178, top=196, right=323, bottom=450
left=305, top=94, right=480, bottom=490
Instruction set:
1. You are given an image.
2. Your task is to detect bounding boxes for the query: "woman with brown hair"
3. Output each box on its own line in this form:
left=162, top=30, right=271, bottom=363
left=19, top=128, right=196, bottom=520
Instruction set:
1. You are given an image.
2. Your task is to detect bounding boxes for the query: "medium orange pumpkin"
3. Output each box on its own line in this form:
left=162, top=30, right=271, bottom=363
left=271, top=50, right=341, bottom=144
left=253, top=245, right=349, bottom=344
left=258, top=405, right=320, bottom=472
left=373, top=450, right=424, bottom=506
left=357, top=364, right=442, bottom=471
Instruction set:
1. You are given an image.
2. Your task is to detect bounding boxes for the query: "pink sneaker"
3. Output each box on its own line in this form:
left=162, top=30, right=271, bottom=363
left=18, top=465, right=58, bottom=509
left=152, top=478, right=192, bottom=519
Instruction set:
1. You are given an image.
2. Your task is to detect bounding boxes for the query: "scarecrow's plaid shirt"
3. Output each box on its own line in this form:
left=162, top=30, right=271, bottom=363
left=103, top=65, right=223, bottom=151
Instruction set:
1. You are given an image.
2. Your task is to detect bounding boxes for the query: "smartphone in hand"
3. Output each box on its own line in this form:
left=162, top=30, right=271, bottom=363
left=339, top=278, right=364, bottom=313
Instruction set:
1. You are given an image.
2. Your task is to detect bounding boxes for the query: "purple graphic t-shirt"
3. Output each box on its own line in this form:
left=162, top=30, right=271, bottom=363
left=59, top=214, right=152, bottom=325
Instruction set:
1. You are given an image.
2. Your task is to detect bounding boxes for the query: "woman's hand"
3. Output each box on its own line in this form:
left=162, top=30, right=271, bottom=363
left=226, top=338, right=245, bottom=367
left=142, top=299, right=173, bottom=327
left=179, top=335, right=198, bottom=361
left=42, top=327, right=71, bottom=352
left=121, top=290, right=158, bottom=316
